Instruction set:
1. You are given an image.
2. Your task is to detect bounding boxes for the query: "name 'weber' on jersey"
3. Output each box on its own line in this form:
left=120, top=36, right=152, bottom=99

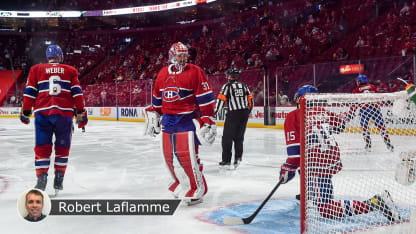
left=22, top=63, right=85, bottom=118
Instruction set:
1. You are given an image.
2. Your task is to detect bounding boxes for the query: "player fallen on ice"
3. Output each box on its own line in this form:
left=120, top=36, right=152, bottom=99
left=20, top=45, right=88, bottom=194
left=279, top=85, right=400, bottom=222
left=144, top=42, right=216, bottom=205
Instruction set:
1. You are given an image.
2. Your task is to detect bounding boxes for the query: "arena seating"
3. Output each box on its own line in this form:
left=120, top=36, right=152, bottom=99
left=1, top=0, right=416, bottom=107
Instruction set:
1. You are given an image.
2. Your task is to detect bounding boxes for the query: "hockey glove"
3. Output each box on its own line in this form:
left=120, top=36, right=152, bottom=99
left=193, top=116, right=217, bottom=145
left=279, top=163, right=297, bottom=184
left=143, top=105, right=161, bottom=137
left=20, top=109, right=31, bottom=124
left=76, top=109, right=88, bottom=128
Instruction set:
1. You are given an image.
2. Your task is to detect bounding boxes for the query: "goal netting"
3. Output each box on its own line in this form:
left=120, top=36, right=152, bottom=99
left=299, top=91, right=416, bottom=233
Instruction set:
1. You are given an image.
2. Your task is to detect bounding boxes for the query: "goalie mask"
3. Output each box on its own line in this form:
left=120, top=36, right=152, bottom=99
left=169, top=42, right=189, bottom=72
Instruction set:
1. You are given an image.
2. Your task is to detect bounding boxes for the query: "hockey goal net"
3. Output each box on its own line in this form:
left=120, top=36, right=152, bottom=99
left=299, top=91, right=416, bottom=233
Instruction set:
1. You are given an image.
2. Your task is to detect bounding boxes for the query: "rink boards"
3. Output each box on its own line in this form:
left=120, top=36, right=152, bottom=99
left=0, top=106, right=296, bottom=129
left=1, top=105, right=415, bottom=133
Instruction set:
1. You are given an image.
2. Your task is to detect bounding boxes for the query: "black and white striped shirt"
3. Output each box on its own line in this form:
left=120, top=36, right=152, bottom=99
left=214, top=80, right=253, bottom=115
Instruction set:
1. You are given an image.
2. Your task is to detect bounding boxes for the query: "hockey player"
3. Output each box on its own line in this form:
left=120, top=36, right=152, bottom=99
left=143, top=42, right=216, bottom=205
left=346, top=74, right=393, bottom=152
left=20, top=45, right=88, bottom=193
left=279, top=85, right=400, bottom=222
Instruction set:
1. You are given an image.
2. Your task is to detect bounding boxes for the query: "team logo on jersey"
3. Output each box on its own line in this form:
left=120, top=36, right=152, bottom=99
left=163, top=87, right=180, bottom=102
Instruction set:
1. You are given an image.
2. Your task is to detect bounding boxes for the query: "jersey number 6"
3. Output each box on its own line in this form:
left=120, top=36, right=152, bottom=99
left=49, top=75, right=62, bottom=96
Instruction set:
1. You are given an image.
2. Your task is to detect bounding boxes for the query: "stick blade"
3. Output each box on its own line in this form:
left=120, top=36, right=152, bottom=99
left=223, top=217, right=245, bottom=225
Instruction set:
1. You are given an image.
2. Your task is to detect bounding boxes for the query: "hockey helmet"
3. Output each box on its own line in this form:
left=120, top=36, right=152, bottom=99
left=46, top=45, right=63, bottom=63
left=356, top=74, right=368, bottom=84
left=168, top=42, right=188, bottom=71
left=294, top=85, right=318, bottom=101
left=226, top=67, right=241, bottom=78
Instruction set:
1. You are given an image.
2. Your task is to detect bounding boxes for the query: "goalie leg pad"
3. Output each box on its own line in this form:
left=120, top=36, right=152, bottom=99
left=172, top=131, right=207, bottom=199
left=196, top=154, right=208, bottom=196
left=395, top=151, right=416, bottom=186
left=161, top=132, right=181, bottom=195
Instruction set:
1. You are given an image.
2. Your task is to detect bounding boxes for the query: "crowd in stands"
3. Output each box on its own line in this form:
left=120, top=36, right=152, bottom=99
left=1, top=0, right=416, bottom=107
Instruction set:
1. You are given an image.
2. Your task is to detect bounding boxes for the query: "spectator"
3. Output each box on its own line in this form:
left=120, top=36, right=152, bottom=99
left=387, top=79, right=400, bottom=92
left=100, top=90, right=107, bottom=105
left=400, top=2, right=410, bottom=16
left=374, top=80, right=389, bottom=93
left=354, top=36, right=366, bottom=48
left=280, top=95, right=290, bottom=105
left=284, top=54, right=298, bottom=66
left=281, top=75, right=290, bottom=96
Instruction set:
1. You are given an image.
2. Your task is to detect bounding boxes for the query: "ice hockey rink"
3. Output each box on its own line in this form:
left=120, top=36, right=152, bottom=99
left=0, top=118, right=415, bottom=234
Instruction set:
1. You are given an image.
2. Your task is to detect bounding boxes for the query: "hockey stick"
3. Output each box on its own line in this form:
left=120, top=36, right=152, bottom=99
left=397, top=77, right=408, bottom=85
left=222, top=179, right=284, bottom=225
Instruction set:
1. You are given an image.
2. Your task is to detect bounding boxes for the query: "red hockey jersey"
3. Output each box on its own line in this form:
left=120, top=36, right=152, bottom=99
left=152, top=63, right=215, bottom=117
left=352, top=83, right=377, bottom=94
left=22, top=63, right=85, bottom=117
left=284, top=107, right=343, bottom=177
left=349, top=83, right=379, bottom=114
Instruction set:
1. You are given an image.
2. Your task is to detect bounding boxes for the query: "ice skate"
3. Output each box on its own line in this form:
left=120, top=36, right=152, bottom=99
left=233, top=157, right=242, bottom=169
left=185, top=198, right=203, bottom=206
left=168, top=181, right=181, bottom=198
left=365, top=142, right=371, bottom=152
left=295, top=194, right=301, bottom=205
left=53, top=171, right=64, bottom=195
left=35, top=173, right=47, bottom=191
left=366, top=190, right=401, bottom=222
left=219, top=161, right=231, bottom=170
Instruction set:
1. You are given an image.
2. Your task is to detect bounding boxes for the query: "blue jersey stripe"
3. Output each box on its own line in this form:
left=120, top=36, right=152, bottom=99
left=152, top=96, right=162, bottom=106
left=287, top=145, right=300, bottom=156
left=38, top=81, right=71, bottom=91
left=196, top=92, right=214, bottom=105
left=35, top=160, right=50, bottom=166
left=24, top=87, right=38, bottom=98
left=71, top=86, right=83, bottom=96
left=179, top=89, right=193, bottom=98
left=55, top=157, right=68, bottom=163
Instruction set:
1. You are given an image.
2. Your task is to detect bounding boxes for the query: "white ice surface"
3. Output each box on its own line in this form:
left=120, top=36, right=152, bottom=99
left=0, top=118, right=296, bottom=234
left=1, top=118, right=414, bottom=234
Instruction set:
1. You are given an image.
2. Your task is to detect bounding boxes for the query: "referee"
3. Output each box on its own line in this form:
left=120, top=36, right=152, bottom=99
left=215, top=68, right=253, bottom=169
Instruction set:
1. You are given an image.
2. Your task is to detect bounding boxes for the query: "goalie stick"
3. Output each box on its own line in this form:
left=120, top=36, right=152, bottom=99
left=222, top=179, right=283, bottom=225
